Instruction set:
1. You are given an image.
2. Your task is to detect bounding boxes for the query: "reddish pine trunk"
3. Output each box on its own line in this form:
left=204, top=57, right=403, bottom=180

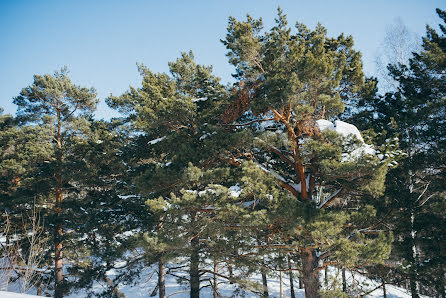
left=158, top=261, right=166, bottom=298
left=301, top=249, right=320, bottom=298
left=54, top=109, right=64, bottom=298
left=54, top=174, right=64, bottom=298
left=213, top=262, right=218, bottom=298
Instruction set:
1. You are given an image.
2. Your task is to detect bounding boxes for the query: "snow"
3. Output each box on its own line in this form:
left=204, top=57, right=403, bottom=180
left=317, top=119, right=364, bottom=142
left=316, top=119, right=335, bottom=132
left=333, top=120, right=365, bottom=143
left=259, top=164, right=287, bottom=182
left=318, top=188, right=342, bottom=209
left=199, top=131, right=216, bottom=140
left=228, top=185, right=242, bottom=197
left=240, top=199, right=260, bottom=208
left=192, top=97, right=207, bottom=102
left=0, top=292, right=40, bottom=298
left=0, top=265, right=419, bottom=298
left=317, top=119, right=376, bottom=160
left=289, top=175, right=310, bottom=193
left=147, top=136, right=166, bottom=145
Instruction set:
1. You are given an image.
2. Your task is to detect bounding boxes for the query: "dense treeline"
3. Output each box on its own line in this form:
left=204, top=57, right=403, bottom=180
left=1, top=8, right=445, bottom=298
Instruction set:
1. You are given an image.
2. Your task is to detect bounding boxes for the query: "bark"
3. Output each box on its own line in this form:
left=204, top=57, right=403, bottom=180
left=105, top=276, right=125, bottom=298
left=382, top=278, right=387, bottom=298
left=190, top=236, right=200, bottom=298
left=288, top=255, right=296, bottom=298
left=342, top=267, right=346, bottom=293
left=213, top=261, right=218, bottom=298
left=301, top=249, right=320, bottom=298
left=54, top=173, right=64, bottom=298
left=37, top=280, right=42, bottom=296
left=54, top=107, right=64, bottom=298
left=409, top=211, right=420, bottom=298
left=324, top=266, right=328, bottom=287
left=261, top=266, right=269, bottom=298
left=279, top=270, right=283, bottom=298
left=159, top=261, right=166, bottom=298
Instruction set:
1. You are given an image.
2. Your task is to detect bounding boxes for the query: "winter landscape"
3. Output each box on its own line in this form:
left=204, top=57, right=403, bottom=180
left=1, top=1, right=445, bottom=297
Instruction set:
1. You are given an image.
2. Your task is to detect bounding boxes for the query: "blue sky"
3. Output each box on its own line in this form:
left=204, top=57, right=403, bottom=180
left=0, top=0, right=443, bottom=119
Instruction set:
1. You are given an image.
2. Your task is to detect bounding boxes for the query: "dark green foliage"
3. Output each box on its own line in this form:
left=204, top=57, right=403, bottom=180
left=220, top=9, right=393, bottom=296
left=2, top=8, right=444, bottom=298
left=352, top=9, right=446, bottom=297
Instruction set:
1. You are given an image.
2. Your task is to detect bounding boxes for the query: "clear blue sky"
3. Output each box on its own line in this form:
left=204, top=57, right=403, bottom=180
left=0, top=0, right=443, bottom=119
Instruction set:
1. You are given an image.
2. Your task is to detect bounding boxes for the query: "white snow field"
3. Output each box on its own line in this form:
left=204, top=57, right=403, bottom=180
left=65, top=265, right=415, bottom=298
left=0, top=266, right=418, bottom=298
left=0, top=292, right=40, bottom=297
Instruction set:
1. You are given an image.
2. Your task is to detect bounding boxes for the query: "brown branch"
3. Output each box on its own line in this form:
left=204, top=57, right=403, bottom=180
left=280, top=181, right=299, bottom=198
left=314, top=261, right=338, bottom=274
left=267, top=145, right=295, bottom=168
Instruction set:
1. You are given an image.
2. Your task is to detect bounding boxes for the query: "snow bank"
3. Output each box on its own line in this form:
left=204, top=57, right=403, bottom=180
left=0, top=292, right=40, bottom=298
left=316, top=119, right=364, bottom=142
left=316, top=119, right=375, bottom=160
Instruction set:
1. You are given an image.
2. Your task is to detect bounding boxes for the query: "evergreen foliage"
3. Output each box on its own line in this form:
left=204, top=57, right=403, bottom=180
left=352, top=8, right=446, bottom=297
left=1, top=7, right=444, bottom=298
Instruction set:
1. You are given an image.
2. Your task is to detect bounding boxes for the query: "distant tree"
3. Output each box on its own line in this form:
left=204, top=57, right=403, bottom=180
left=375, top=18, right=421, bottom=94
left=354, top=8, right=446, bottom=297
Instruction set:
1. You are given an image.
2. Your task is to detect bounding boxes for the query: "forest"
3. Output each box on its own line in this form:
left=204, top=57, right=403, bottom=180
left=0, top=7, right=445, bottom=298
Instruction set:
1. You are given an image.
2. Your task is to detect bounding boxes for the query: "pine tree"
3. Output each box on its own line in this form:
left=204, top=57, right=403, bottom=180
left=0, top=108, right=54, bottom=293
left=351, top=8, right=446, bottom=297
left=221, top=9, right=393, bottom=297
left=13, top=67, right=97, bottom=297
left=107, top=52, right=250, bottom=297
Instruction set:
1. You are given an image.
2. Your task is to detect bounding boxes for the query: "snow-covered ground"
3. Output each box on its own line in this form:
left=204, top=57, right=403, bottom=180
left=1, top=263, right=418, bottom=297
left=0, top=292, right=40, bottom=298
left=0, top=274, right=416, bottom=298
left=62, top=265, right=414, bottom=298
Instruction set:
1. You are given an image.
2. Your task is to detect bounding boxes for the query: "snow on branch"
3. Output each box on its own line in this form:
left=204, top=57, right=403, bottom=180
left=318, top=188, right=342, bottom=209
left=316, top=119, right=376, bottom=160
left=148, top=136, right=166, bottom=145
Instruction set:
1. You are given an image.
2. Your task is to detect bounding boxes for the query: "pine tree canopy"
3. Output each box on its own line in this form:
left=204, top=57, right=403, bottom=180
left=2, top=7, right=445, bottom=298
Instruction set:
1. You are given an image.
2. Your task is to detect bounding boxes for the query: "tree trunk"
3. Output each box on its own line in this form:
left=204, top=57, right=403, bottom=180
left=54, top=174, right=64, bottom=298
left=261, top=266, right=269, bottom=298
left=37, top=280, right=42, bottom=296
left=382, top=278, right=387, bottom=298
left=409, top=211, right=420, bottom=298
left=54, top=112, right=64, bottom=298
left=159, top=260, right=166, bottom=298
left=324, top=266, right=328, bottom=287
left=279, top=270, right=283, bottom=298
left=213, top=261, right=218, bottom=298
left=288, top=255, right=296, bottom=298
left=301, top=249, right=320, bottom=298
left=342, top=267, right=346, bottom=293
left=190, top=236, right=200, bottom=298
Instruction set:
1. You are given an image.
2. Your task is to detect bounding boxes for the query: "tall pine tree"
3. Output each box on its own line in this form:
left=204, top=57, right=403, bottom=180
left=221, top=9, right=393, bottom=297
left=13, top=67, right=97, bottom=297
